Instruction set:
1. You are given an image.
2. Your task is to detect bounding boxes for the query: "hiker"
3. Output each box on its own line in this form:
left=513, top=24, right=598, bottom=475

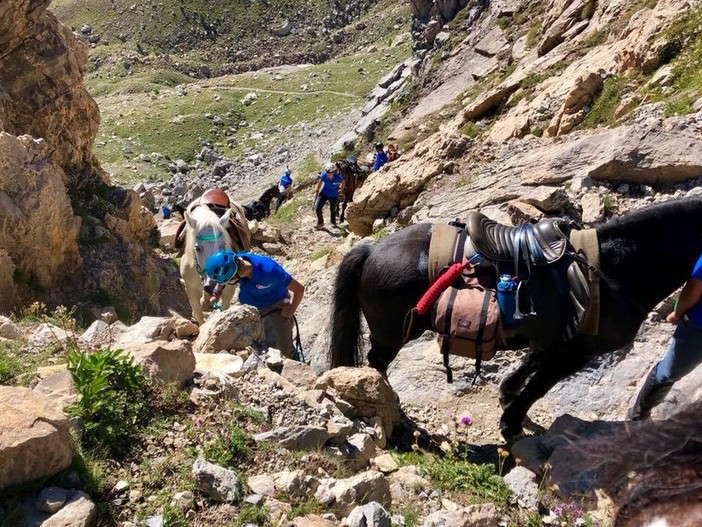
left=276, top=169, right=293, bottom=211
left=314, top=162, right=344, bottom=229
left=386, top=144, right=399, bottom=162
left=372, top=142, right=389, bottom=172
left=627, top=255, right=702, bottom=420
left=204, top=250, right=305, bottom=359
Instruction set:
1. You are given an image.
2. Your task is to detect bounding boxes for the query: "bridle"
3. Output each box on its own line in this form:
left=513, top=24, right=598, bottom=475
left=193, top=230, right=224, bottom=278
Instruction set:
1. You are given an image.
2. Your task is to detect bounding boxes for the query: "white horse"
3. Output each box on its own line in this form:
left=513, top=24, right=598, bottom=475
left=180, top=204, right=241, bottom=324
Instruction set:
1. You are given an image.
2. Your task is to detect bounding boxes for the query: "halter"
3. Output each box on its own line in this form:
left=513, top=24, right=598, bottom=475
left=193, top=231, right=223, bottom=277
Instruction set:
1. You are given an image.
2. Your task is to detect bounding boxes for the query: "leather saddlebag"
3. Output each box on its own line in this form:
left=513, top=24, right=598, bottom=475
left=432, top=276, right=503, bottom=361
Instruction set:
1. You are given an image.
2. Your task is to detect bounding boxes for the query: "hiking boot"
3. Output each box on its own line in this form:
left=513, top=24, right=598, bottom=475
left=315, top=223, right=324, bottom=230
left=626, top=365, right=674, bottom=421
left=331, top=221, right=338, bottom=227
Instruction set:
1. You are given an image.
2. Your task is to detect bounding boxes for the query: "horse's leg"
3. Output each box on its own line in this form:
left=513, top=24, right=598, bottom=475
left=181, top=266, right=205, bottom=324
left=500, top=345, right=595, bottom=440
left=340, top=198, right=347, bottom=223
left=367, top=335, right=402, bottom=376
left=499, top=351, right=540, bottom=409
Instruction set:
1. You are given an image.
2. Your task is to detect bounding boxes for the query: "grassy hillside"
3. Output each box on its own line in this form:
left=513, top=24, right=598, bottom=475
left=52, top=0, right=402, bottom=77
left=87, top=22, right=411, bottom=183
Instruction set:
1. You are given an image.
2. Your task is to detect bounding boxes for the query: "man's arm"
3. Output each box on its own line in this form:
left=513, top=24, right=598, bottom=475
left=282, top=278, right=304, bottom=318
left=668, top=277, right=702, bottom=324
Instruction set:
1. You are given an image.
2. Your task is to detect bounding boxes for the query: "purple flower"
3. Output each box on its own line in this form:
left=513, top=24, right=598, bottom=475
left=458, top=415, right=473, bottom=426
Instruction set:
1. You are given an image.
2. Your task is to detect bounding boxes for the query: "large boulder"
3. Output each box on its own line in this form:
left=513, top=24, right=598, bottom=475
left=120, top=339, right=196, bottom=386
left=315, top=367, right=401, bottom=438
left=193, top=304, right=263, bottom=353
left=0, top=386, right=74, bottom=489
left=0, top=134, right=81, bottom=292
left=0, top=1, right=103, bottom=177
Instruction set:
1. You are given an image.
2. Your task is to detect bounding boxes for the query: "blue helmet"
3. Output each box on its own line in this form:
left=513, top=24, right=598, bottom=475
left=205, top=250, right=239, bottom=283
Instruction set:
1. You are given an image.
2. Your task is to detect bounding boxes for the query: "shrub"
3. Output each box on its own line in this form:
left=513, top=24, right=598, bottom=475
left=236, top=504, right=269, bottom=526
left=580, top=75, right=625, bottom=128
left=461, top=122, right=480, bottom=138
left=371, top=227, right=390, bottom=240
left=531, top=126, right=544, bottom=137
left=66, top=348, right=149, bottom=456
left=525, top=22, right=541, bottom=49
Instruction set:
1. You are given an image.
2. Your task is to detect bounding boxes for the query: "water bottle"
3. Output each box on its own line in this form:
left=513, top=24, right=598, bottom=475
left=496, top=274, right=518, bottom=328
left=161, top=205, right=172, bottom=219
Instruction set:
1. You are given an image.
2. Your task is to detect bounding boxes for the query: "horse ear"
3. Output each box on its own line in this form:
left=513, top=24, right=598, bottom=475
left=219, top=208, right=233, bottom=227
left=185, top=210, right=197, bottom=230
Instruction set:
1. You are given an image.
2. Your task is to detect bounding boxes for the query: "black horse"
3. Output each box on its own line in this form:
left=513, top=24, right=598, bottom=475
left=329, top=197, right=702, bottom=439
left=243, top=184, right=281, bottom=221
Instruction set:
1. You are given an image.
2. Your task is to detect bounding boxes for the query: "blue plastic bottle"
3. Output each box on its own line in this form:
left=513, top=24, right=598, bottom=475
left=497, top=274, right=518, bottom=328
left=162, top=205, right=172, bottom=219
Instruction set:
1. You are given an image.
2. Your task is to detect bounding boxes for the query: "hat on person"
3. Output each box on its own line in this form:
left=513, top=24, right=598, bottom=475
left=325, top=161, right=336, bottom=172
left=205, top=250, right=239, bottom=284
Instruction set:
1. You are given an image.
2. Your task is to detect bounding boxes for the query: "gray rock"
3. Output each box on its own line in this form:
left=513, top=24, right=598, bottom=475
left=35, top=486, right=67, bottom=513
left=503, top=466, right=539, bottom=510
left=345, top=502, right=391, bottom=527
left=253, top=425, right=330, bottom=451
left=192, top=458, right=243, bottom=503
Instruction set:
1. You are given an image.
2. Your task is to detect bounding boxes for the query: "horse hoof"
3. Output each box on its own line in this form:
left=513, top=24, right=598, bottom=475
left=500, top=422, right=524, bottom=443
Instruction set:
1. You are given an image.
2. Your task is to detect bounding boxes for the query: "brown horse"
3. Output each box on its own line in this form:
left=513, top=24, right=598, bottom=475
left=336, top=158, right=368, bottom=223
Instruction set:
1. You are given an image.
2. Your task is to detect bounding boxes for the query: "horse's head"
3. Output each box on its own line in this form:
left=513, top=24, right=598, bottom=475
left=184, top=206, right=233, bottom=279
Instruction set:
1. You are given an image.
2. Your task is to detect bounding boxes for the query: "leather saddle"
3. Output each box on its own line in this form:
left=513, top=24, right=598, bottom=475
left=465, top=211, right=569, bottom=266
left=458, top=211, right=592, bottom=334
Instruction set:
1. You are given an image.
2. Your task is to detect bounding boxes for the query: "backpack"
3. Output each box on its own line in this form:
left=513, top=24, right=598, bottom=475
left=432, top=273, right=504, bottom=382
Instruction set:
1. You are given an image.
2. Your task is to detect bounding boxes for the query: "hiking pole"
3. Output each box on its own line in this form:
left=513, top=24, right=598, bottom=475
left=292, top=315, right=305, bottom=363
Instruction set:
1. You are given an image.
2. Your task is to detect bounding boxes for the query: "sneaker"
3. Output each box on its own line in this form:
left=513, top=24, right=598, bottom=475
left=315, top=223, right=324, bottom=229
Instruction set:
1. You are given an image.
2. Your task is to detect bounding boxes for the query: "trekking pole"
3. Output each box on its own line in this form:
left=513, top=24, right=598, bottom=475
left=292, top=315, right=305, bottom=363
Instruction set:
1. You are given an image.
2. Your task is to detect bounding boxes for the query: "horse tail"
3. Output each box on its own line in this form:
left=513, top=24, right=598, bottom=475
left=330, top=242, right=372, bottom=368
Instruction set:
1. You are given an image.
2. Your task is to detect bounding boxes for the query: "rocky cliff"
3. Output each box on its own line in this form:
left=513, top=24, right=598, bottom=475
left=0, top=0, right=185, bottom=318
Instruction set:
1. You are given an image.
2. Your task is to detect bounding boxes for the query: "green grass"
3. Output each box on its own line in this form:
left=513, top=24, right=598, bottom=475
left=295, top=152, right=324, bottom=185
left=236, top=504, right=269, bottom=526
left=525, top=22, right=541, bottom=49
left=310, top=245, right=332, bottom=261
left=580, top=75, right=626, bottom=128
left=370, top=227, right=390, bottom=240
left=455, top=175, right=475, bottom=188
left=394, top=451, right=511, bottom=506
left=268, top=197, right=307, bottom=226
left=91, top=41, right=411, bottom=184
left=0, top=339, right=67, bottom=387
left=461, top=122, right=480, bottom=138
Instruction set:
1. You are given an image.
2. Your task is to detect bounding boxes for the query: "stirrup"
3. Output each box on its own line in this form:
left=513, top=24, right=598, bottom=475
left=513, top=280, right=537, bottom=320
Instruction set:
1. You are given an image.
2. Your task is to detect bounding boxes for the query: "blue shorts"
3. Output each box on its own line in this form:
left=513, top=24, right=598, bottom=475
left=656, top=316, right=702, bottom=382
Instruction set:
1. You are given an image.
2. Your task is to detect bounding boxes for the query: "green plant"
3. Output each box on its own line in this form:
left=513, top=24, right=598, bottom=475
left=198, top=423, right=251, bottom=466
left=236, top=504, right=269, bottom=526
left=310, top=245, right=332, bottom=261
left=461, top=122, right=480, bottom=138
left=162, top=504, right=188, bottom=527
left=664, top=95, right=695, bottom=116
left=414, top=451, right=512, bottom=505
left=531, top=126, right=544, bottom=137
left=455, top=175, right=474, bottom=188
left=603, top=194, right=618, bottom=215
left=286, top=497, right=323, bottom=520
left=496, top=16, right=511, bottom=29
left=269, top=197, right=306, bottom=225
left=525, top=22, right=541, bottom=49
left=521, top=72, right=545, bottom=90
left=0, top=341, right=24, bottom=385
left=580, top=30, right=608, bottom=49
left=393, top=506, right=421, bottom=527
left=580, top=75, right=625, bottom=128
left=66, top=348, right=149, bottom=456
left=371, top=226, right=390, bottom=240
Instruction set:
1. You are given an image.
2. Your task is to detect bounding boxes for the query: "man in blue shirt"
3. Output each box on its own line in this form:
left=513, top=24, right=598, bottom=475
left=627, top=253, right=702, bottom=420
left=372, top=142, right=388, bottom=172
left=205, top=250, right=305, bottom=359
left=276, top=169, right=293, bottom=211
left=314, top=162, right=344, bottom=229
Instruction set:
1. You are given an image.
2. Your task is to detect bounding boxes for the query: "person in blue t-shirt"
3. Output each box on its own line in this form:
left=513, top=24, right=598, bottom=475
left=314, top=162, right=344, bottom=229
left=372, top=142, right=388, bottom=172
left=276, top=169, right=293, bottom=211
left=627, top=253, right=702, bottom=420
left=204, top=250, right=305, bottom=359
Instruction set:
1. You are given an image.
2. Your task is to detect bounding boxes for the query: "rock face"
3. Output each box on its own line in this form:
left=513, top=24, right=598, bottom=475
left=0, top=386, right=74, bottom=490
left=0, top=134, right=81, bottom=306
left=0, top=0, right=102, bottom=179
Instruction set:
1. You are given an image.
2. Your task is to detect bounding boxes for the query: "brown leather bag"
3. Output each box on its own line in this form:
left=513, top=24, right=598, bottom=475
left=432, top=275, right=504, bottom=381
